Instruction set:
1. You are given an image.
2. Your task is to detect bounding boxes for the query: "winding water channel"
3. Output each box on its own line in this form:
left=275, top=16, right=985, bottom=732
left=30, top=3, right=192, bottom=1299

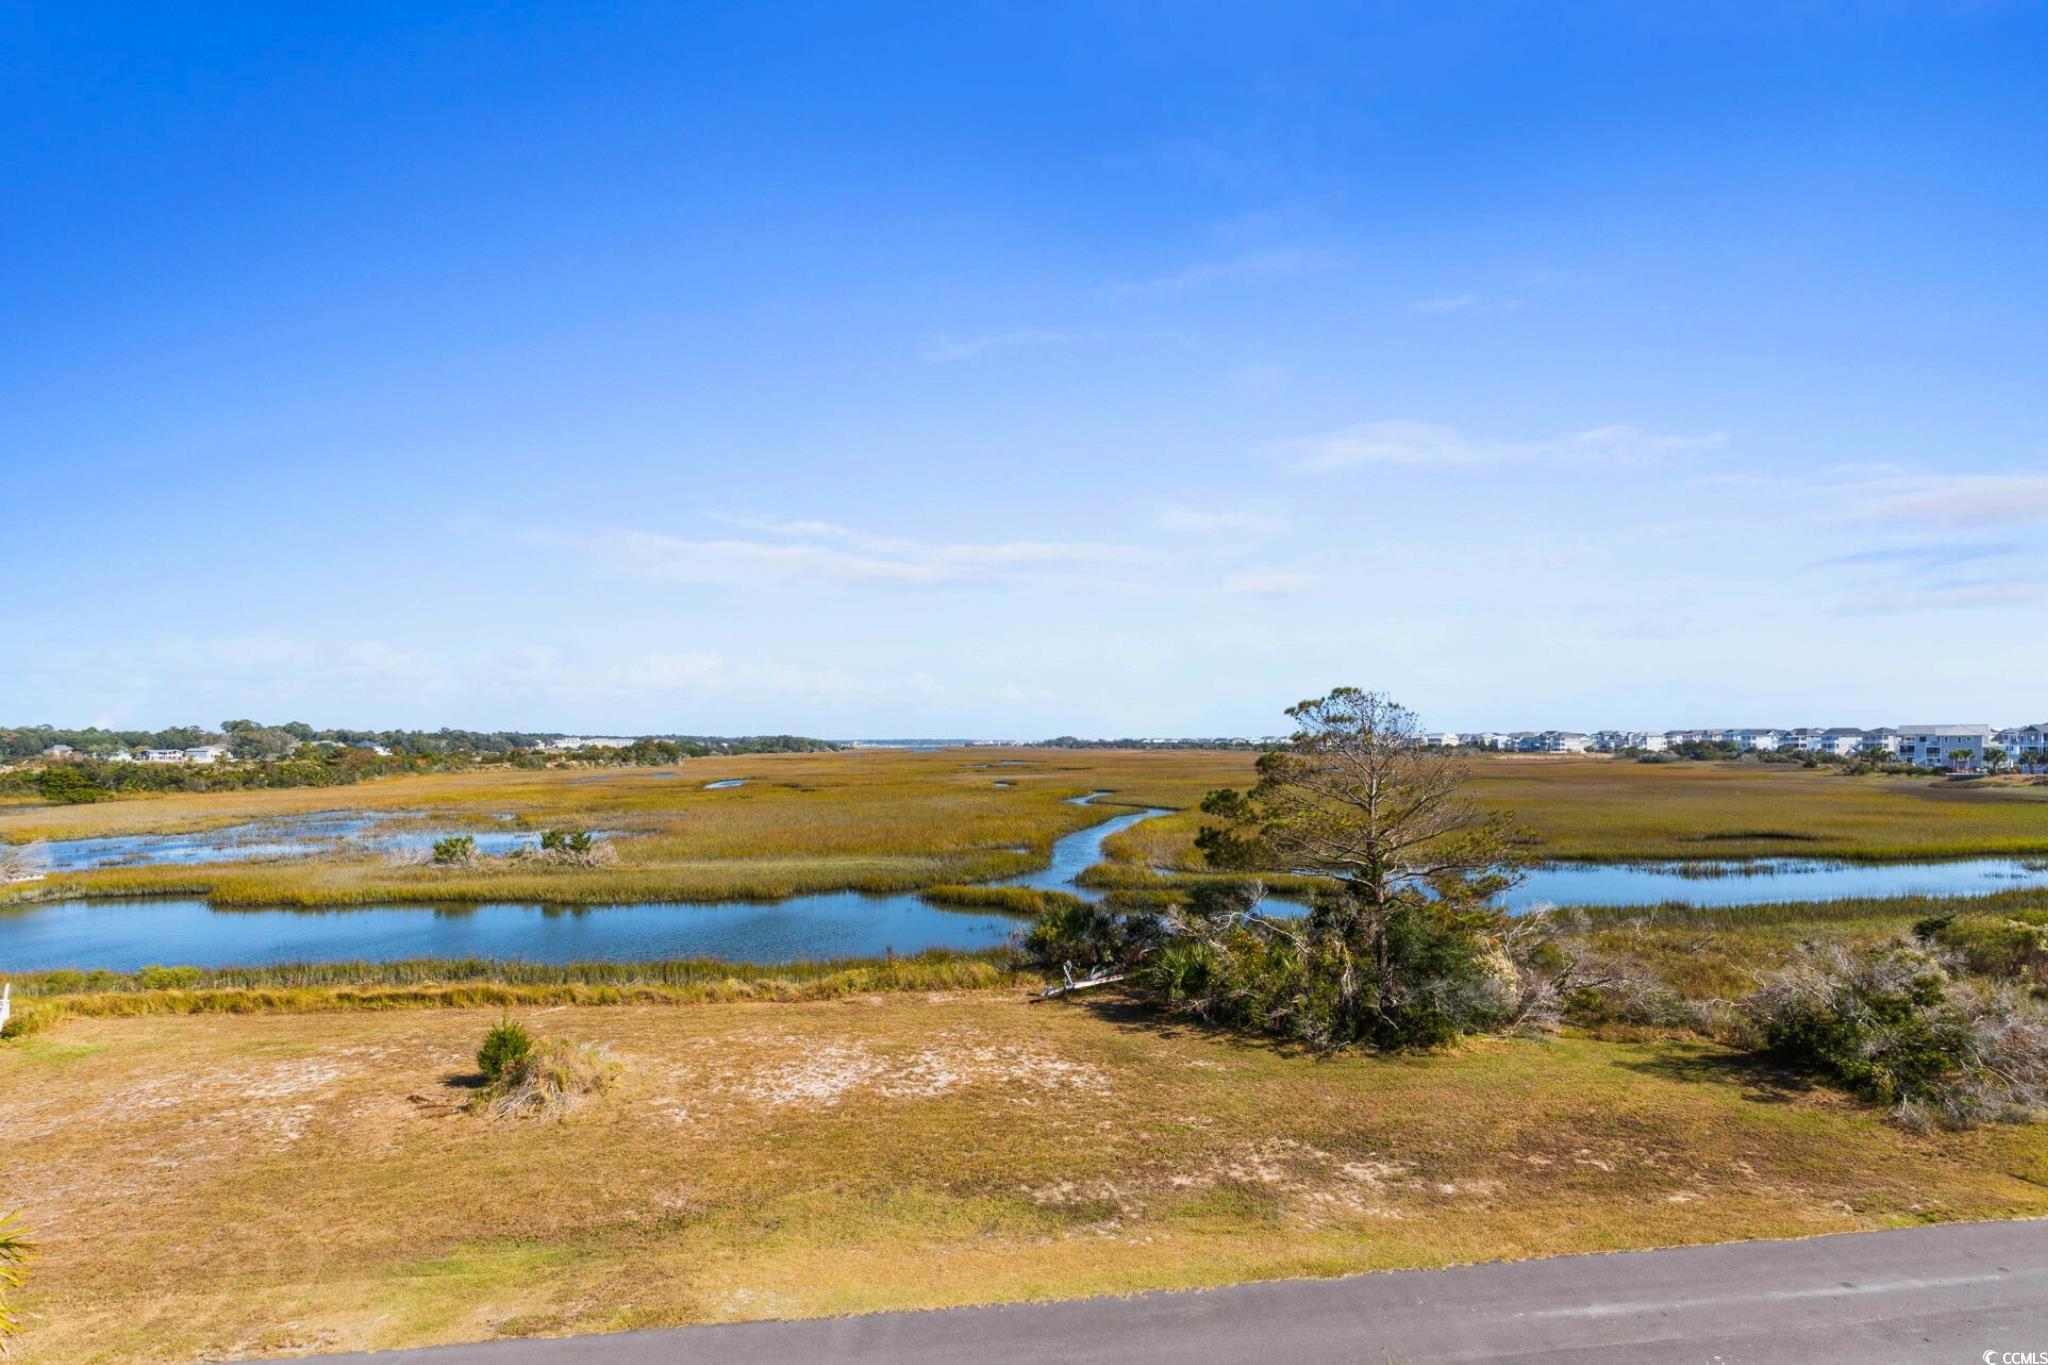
left=3, top=798, right=2045, bottom=972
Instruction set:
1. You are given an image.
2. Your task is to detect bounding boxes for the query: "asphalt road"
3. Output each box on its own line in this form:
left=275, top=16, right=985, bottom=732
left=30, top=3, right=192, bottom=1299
left=313, top=1219, right=2047, bottom=1363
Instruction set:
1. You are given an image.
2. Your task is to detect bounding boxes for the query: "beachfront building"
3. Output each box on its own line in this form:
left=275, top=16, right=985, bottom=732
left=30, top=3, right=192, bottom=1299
left=183, top=745, right=230, bottom=764
left=1815, top=727, right=1869, bottom=756
left=1593, top=731, right=1668, bottom=752
left=1996, top=724, right=2046, bottom=767
left=1893, top=724, right=1996, bottom=770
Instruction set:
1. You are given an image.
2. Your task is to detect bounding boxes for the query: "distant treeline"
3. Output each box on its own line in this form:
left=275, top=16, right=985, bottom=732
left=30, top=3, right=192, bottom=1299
left=1035, top=736, right=1277, bottom=750
left=1633, top=740, right=1937, bottom=774
left=0, top=722, right=837, bottom=762
left=0, top=722, right=838, bottom=803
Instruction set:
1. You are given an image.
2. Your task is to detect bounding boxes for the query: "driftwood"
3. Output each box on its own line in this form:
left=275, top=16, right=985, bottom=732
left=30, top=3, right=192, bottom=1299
left=1033, top=963, right=1126, bottom=1002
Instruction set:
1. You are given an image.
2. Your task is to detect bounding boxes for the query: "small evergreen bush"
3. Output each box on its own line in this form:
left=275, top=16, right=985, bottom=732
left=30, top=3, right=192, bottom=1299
left=477, top=1015, right=533, bottom=1081
left=470, top=1037, right=618, bottom=1120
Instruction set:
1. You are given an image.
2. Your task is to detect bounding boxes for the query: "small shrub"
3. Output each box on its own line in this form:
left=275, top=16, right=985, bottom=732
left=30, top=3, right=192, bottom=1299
left=540, top=828, right=593, bottom=855
left=35, top=766, right=102, bottom=805
left=476, top=1015, right=533, bottom=1081
left=1136, top=888, right=1517, bottom=1052
left=1740, top=940, right=2048, bottom=1126
left=524, top=828, right=614, bottom=867
left=1915, top=913, right=2048, bottom=981
left=0, top=1004, right=52, bottom=1042
left=1021, top=895, right=1152, bottom=972
left=431, top=835, right=479, bottom=866
left=0, top=1210, right=30, bottom=1353
left=470, top=1037, right=618, bottom=1120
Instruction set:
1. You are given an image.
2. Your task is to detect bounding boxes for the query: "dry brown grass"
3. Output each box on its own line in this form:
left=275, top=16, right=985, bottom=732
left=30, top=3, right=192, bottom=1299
left=5, top=994, right=2046, bottom=1361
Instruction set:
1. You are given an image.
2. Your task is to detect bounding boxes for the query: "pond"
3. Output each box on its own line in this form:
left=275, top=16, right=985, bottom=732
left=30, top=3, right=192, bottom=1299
left=3, top=797, right=2045, bottom=972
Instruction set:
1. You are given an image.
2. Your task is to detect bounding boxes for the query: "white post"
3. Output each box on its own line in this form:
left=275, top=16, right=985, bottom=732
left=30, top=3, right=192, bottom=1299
left=0, top=983, right=10, bottom=1035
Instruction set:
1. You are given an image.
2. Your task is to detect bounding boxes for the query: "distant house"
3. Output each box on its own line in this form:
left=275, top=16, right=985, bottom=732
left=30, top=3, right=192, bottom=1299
left=140, top=748, right=186, bottom=763
left=1535, top=731, right=1592, bottom=754
left=41, top=743, right=75, bottom=759
left=103, top=749, right=135, bottom=763
left=352, top=742, right=393, bottom=756
left=183, top=745, right=230, bottom=765
left=1815, top=727, right=1867, bottom=756
left=1593, top=730, right=1667, bottom=752
left=1892, top=724, right=1995, bottom=770
left=542, top=736, right=637, bottom=751
left=1994, top=724, right=2046, bottom=766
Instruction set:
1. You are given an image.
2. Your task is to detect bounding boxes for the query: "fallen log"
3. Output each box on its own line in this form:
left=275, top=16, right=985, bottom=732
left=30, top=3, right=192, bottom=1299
left=1033, top=970, right=1126, bottom=1001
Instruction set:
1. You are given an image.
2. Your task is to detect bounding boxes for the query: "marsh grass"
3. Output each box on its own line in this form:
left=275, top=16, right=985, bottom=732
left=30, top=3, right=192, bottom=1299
left=1103, top=756, right=2048, bottom=869
left=0, top=749, right=1252, bottom=907
left=7, top=751, right=2048, bottom=914
left=916, top=885, right=1084, bottom=914
left=7, top=950, right=1035, bottom=1021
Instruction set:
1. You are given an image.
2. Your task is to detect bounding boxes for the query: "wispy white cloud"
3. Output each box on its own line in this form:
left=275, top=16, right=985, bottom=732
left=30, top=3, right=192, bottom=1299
left=531, top=522, right=1144, bottom=589
left=1221, top=570, right=1316, bottom=596
left=1408, top=292, right=1521, bottom=315
left=1855, top=474, right=2048, bottom=529
left=919, top=327, right=1071, bottom=362
left=612, top=651, right=938, bottom=698
left=1120, top=247, right=1335, bottom=295
left=1268, top=420, right=1726, bottom=474
left=1157, top=501, right=1290, bottom=536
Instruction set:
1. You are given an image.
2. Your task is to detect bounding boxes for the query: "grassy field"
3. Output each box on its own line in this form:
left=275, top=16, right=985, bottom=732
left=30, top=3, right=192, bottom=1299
left=6, top=991, right=2046, bottom=1361
left=4, top=751, right=2048, bottom=911
left=1107, top=754, right=2048, bottom=869
left=0, top=750, right=1255, bottom=907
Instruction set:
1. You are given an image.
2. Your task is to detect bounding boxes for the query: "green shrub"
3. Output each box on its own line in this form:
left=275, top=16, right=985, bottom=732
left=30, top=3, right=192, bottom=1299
left=1916, top=914, right=2048, bottom=981
left=470, top=1037, right=617, bottom=1120
left=35, top=766, right=103, bottom=804
left=432, top=835, right=479, bottom=866
left=540, top=829, right=595, bottom=855
left=1741, top=941, right=2048, bottom=1125
left=0, top=1004, right=51, bottom=1041
left=1746, top=943, right=1966, bottom=1106
left=135, top=965, right=204, bottom=991
left=0, top=1210, right=30, bottom=1352
left=476, top=1015, right=533, bottom=1081
left=1137, top=891, right=1516, bottom=1052
left=1021, top=895, right=1152, bottom=972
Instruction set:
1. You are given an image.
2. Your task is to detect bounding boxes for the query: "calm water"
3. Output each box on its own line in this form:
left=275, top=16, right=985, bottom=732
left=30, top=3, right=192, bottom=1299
left=1504, top=857, right=2048, bottom=912
left=19, top=811, right=547, bottom=873
left=0, top=798, right=1165, bottom=972
left=3, top=796, right=2044, bottom=971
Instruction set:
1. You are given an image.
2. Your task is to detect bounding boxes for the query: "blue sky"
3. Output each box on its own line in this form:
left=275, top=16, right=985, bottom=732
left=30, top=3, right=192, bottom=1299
left=5, top=2, right=2045, bottom=738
